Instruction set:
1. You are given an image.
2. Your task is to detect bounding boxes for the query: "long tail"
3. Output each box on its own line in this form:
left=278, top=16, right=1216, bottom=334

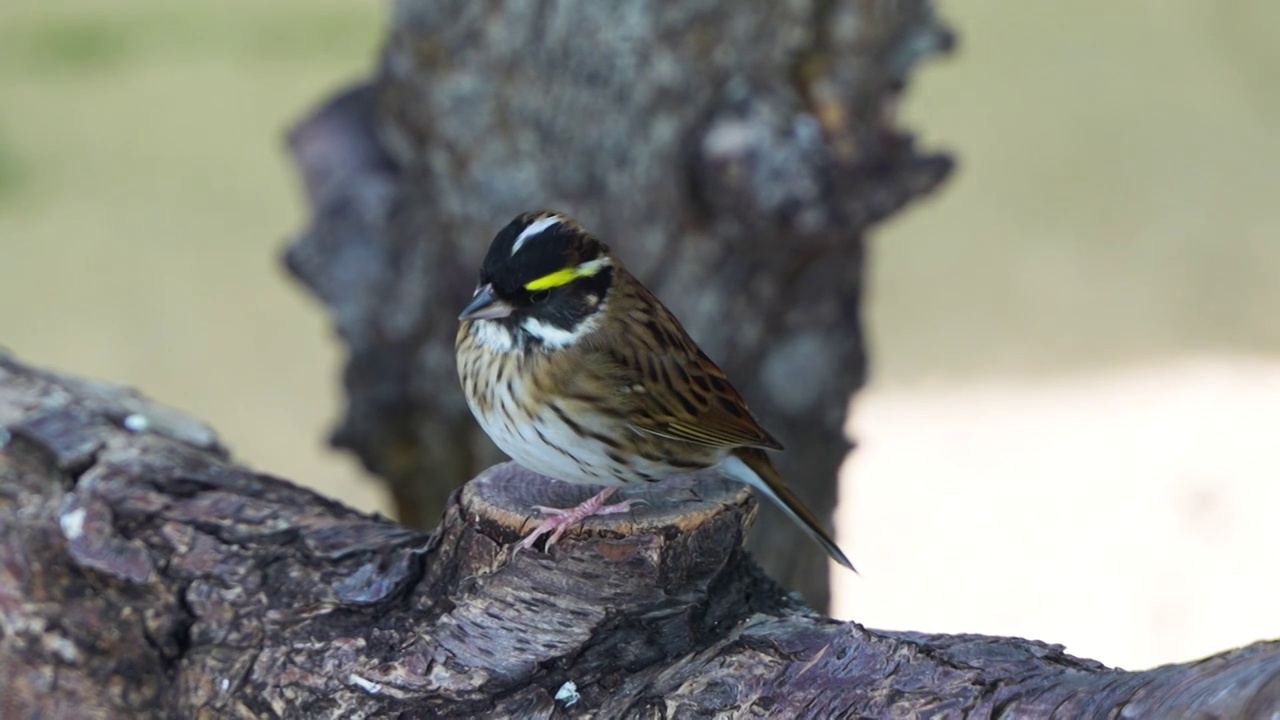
left=723, top=448, right=856, bottom=572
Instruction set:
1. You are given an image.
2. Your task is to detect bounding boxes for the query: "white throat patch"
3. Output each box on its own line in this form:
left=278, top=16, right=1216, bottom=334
left=511, top=216, right=563, bottom=257
left=470, top=319, right=519, bottom=352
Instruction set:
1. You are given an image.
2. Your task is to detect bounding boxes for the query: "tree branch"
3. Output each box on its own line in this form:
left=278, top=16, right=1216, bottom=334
left=1, top=354, right=1276, bottom=718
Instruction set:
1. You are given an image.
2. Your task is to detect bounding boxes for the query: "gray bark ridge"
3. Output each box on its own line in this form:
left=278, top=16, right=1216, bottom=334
left=1, top=354, right=1277, bottom=718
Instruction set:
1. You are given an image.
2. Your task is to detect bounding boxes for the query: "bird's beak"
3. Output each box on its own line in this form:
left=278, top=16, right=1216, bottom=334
left=458, top=284, right=514, bottom=321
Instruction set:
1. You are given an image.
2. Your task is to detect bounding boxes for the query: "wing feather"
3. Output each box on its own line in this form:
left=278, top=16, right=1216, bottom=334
left=572, top=274, right=783, bottom=452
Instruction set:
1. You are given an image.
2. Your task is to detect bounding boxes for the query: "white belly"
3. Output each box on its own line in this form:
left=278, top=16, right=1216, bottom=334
left=466, top=373, right=675, bottom=486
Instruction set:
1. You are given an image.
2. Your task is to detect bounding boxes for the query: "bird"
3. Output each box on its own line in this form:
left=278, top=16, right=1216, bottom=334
left=455, top=210, right=854, bottom=571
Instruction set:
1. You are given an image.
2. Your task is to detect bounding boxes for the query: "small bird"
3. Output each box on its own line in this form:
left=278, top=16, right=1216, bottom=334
left=456, top=211, right=854, bottom=571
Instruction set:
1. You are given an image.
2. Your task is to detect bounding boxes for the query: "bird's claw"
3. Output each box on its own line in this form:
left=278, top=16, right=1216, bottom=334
left=516, top=488, right=637, bottom=553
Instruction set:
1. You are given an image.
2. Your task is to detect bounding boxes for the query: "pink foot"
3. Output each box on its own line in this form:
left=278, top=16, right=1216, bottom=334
left=517, top=487, right=637, bottom=553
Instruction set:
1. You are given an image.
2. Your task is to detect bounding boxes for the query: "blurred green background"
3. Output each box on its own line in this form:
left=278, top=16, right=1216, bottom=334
left=0, top=0, right=389, bottom=513
left=1, top=0, right=1277, bottom=669
left=876, top=1, right=1280, bottom=380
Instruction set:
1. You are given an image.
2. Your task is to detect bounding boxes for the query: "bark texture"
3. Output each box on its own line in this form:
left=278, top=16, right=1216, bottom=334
left=2, top=354, right=1279, bottom=719
left=285, top=0, right=956, bottom=610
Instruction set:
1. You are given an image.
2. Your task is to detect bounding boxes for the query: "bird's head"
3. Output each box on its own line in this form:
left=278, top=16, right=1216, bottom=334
left=459, top=211, right=615, bottom=349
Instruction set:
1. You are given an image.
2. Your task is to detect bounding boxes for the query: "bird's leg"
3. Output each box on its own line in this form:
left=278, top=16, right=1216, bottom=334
left=517, top=487, right=637, bottom=552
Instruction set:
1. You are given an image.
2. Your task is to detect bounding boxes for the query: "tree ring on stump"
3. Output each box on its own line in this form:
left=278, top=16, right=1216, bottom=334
left=460, top=461, right=756, bottom=560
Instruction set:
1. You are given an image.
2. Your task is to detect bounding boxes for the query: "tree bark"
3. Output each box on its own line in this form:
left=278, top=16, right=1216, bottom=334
left=1, top=354, right=1278, bottom=719
left=285, top=0, right=955, bottom=611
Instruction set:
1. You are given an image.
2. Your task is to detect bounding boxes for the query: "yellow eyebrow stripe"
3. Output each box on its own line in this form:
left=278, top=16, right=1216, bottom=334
left=524, top=258, right=608, bottom=291
left=524, top=268, right=581, bottom=291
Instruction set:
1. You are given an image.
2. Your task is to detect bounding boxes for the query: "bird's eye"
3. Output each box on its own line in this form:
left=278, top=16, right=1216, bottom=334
left=531, top=290, right=550, bottom=303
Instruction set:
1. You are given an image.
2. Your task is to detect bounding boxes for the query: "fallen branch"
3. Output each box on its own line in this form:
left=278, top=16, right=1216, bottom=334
left=0, top=354, right=1275, bottom=718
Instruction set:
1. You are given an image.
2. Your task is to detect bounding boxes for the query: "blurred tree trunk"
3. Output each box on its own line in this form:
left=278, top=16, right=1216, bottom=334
left=2, top=353, right=1277, bottom=718
left=286, top=0, right=954, bottom=610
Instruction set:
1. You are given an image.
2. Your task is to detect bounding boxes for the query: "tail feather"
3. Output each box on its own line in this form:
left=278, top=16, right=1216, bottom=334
left=722, top=449, right=856, bottom=572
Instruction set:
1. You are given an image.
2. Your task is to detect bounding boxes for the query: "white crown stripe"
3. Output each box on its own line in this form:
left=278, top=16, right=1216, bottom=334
left=510, top=216, right=563, bottom=256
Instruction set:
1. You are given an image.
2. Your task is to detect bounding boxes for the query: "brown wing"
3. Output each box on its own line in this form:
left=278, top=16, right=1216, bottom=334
left=578, top=273, right=783, bottom=452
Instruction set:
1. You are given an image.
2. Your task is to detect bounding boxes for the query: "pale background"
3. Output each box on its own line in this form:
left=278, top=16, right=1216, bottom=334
left=1, top=1, right=1276, bottom=671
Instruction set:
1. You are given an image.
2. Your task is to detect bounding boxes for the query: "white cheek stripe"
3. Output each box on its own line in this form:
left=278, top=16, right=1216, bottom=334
left=520, top=317, right=584, bottom=349
left=511, top=216, right=563, bottom=256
